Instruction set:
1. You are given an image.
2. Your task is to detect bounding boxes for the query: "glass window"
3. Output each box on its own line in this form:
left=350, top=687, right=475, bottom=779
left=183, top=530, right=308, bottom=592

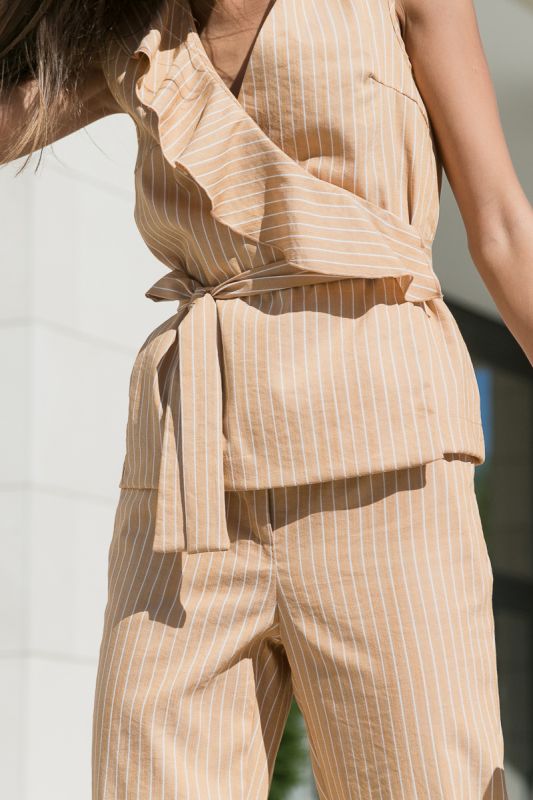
left=454, top=301, right=533, bottom=796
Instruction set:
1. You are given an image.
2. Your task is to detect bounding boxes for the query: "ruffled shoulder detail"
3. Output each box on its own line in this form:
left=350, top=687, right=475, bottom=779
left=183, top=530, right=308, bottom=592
left=131, top=0, right=443, bottom=303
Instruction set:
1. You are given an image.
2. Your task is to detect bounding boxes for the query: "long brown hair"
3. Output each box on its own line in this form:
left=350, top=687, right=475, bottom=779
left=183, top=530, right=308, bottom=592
left=0, top=0, right=168, bottom=171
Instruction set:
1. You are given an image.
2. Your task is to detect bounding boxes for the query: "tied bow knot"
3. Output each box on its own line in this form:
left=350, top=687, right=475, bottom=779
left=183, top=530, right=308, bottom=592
left=186, top=284, right=217, bottom=306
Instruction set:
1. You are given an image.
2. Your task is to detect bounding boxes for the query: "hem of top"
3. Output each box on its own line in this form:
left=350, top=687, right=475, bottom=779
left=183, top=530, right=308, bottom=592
left=221, top=414, right=486, bottom=492
left=117, top=415, right=486, bottom=493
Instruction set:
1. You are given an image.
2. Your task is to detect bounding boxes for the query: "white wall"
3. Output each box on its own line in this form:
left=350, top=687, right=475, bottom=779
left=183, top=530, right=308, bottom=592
left=0, top=1, right=532, bottom=797
left=0, top=114, right=165, bottom=799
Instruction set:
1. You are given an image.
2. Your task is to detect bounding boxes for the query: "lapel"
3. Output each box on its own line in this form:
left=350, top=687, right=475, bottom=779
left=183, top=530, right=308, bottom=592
left=185, top=0, right=281, bottom=104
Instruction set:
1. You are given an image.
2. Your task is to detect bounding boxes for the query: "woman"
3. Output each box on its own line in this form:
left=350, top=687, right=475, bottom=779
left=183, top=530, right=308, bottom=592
left=1, top=0, right=531, bottom=797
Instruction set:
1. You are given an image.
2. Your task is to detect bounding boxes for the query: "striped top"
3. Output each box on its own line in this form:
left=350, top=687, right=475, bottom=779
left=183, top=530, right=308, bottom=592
left=101, top=0, right=485, bottom=554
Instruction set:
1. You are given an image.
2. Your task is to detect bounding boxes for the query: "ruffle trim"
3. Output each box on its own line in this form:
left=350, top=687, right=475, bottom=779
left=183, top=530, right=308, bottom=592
left=130, top=0, right=444, bottom=304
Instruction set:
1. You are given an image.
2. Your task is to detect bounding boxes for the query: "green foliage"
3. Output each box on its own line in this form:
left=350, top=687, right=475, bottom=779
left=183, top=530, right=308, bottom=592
left=269, top=698, right=309, bottom=800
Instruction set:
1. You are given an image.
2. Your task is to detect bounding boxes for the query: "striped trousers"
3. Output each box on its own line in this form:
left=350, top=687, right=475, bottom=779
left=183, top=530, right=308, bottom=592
left=91, top=453, right=508, bottom=799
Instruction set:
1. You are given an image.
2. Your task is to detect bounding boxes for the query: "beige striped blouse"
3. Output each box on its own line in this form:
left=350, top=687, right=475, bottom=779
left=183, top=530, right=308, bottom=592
left=100, top=0, right=485, bottom=554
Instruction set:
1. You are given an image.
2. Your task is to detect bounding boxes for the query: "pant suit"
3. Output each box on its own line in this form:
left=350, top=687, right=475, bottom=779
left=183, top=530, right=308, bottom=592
left=91, top=0, right=508, bottom=796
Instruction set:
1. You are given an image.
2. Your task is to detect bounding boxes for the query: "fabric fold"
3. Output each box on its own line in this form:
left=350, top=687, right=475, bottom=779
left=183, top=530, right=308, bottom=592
left=130, top=1, right=444, bottom=305
left=146, top=262, right=439, bottom=555
left=120, top=0, right=453, bottom=555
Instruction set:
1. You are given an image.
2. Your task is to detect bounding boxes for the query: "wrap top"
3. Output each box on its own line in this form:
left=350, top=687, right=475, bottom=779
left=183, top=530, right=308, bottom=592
left=101, top=0, right=485, bottom=554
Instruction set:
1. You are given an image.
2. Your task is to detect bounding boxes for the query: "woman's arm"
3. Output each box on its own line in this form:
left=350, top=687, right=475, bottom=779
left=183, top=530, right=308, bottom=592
left=397, top=0, right=533, bottom=365
left=0, top=62, right=124, bottom=164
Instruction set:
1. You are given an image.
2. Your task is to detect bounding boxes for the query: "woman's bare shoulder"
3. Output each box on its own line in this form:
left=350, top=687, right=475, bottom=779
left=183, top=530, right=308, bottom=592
left=0, top=60, right=124, bottom=164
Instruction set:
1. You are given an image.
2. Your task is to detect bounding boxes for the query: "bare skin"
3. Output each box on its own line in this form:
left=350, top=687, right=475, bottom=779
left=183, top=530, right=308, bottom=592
left=190, top=0, right=276, bottom=98
left=0, top=63, right=122, bottom=161
left=0, top=1, right=275, bottom=158
left=397, top=0, right=533, bottom=365
left=0, top=0, right=532, bottom=365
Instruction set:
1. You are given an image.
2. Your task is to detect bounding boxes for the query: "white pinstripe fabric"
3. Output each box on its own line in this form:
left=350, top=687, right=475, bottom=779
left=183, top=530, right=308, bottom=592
left=91, top=5, right=507, bottom=794
left=91, top=454, right=508, bottom=798
left=98, top=0, right=486, bottom=554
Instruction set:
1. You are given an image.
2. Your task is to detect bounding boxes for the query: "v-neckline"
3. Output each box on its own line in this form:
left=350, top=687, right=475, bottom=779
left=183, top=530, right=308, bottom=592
left=183, top=0, right=280, bottom=104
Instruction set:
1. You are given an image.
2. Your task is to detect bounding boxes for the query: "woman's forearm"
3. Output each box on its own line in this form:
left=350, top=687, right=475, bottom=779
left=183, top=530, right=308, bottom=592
left=0, top=82, right=37, bottom=164
left=468, top=194, right=533, bottom=366
left=396, top=0, right=533, bottom=367
left=0, top=67, right=122, bottom=165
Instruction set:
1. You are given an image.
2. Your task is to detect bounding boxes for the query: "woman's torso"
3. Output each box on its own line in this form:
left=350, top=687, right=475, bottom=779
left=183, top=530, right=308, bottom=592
left=99, top=0, right=484, bottom=506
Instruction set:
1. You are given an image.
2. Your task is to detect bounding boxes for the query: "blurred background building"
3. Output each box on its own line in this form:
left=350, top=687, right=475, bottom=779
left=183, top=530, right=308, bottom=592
left=0, top=0, right=531, bottom=797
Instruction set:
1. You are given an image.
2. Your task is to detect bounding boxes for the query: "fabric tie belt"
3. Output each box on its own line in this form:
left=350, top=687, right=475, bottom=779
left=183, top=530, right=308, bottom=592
left=143, top=260, right=440, bottom=555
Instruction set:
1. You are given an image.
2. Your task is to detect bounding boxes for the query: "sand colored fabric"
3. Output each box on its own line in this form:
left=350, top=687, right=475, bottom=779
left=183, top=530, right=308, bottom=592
left=98, top=0, right=486, bottom=554
left=91, top=3, right=507, bottom=795
left=92, top=454, right=507, bottom=799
